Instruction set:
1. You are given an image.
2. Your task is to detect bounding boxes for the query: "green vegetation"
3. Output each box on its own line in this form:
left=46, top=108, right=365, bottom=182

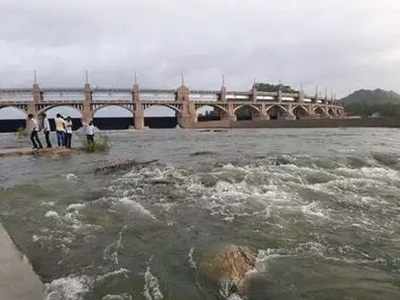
left=255, top=83, right=297, bottom=93
left=341, top=89, right=400, bottom=117
left=15, top=127, right=28, bottom=139
left=80, top=134, right=111, bottom=153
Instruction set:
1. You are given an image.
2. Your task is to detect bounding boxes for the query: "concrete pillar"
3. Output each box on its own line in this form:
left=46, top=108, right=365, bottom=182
left=219, top=86, right=227, bottom=102
left=313, top=86, right=319, bottom=104
left=219, top=75, right=227, bottom=102
left=254, top=104, right=270, bottom=120
left=277, top=89, right=282, bottom=103
left=251, top=83, right=257, bottom=102
left=176, top=84, right=196, bottom=128
left=286, top=104, right=296, bottom=120
left=221, top=102, right=237, bottom=121
left=298, top=90, right=304, bottom=103
left=132, top=83, right=144, bottom=129
left=29, top=83, right=41, bottom=118
left=82, top=83, right=93, bottom=124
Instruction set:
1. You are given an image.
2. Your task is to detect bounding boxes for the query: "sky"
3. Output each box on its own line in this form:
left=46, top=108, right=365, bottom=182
left=1, top=0, right=400, bottom=117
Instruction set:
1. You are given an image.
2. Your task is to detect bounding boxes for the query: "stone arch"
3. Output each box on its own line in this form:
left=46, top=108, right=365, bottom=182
left=143, top=105, right=179, bottom=128
left=327, top=107, right=336, bottom=118
left=234, top=104, right=261, bottom=121
left=233, top=104, right=260, bottom=114
left=92, top=105, right=134, bottom=130
left=38, top=105, right=83, bottom=131
left=143, top=104, right=181, bottom=116
left=313, top=106, right=328, bottom=119
left=0, top=106, right=28, bottom=119
left=38, top=104, right=83, bottom=118
left=292, top=105, right=310, bottom=120
left=93, top=105, right=134, bottom=117
left=196, top=104, right=227, bottom=122
left=266, top=105, right=287, bottom=120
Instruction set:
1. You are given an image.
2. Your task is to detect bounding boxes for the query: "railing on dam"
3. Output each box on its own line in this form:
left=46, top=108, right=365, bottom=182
left=0, top=87, right=343, bottom=106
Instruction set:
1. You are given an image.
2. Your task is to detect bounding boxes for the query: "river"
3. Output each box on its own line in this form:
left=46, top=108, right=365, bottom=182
left=0, top=128, right=400, bottom=300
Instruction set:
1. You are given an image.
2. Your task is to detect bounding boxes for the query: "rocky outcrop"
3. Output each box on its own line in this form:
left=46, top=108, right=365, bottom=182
left=0, top=147, right=78, bottom=158
left=199, top=245, right=257, bottom=298
left=94, top=159, right=158, bottom=174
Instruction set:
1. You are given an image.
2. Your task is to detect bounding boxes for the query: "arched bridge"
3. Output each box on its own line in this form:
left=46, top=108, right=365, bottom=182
left=0, top=82, right=345, bottom=129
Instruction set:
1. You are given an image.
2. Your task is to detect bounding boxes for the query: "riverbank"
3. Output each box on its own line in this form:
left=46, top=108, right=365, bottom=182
left=0, top=223, right=43, bottom=300
left=192, top=117, right=400, bottom=129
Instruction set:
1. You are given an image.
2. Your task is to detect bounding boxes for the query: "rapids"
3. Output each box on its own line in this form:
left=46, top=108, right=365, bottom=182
left=0, top=128, right=400, bottom=299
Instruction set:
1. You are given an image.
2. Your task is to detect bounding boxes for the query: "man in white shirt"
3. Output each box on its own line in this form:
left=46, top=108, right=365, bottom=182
left=41, top=113, right=52, bottom=148
left=64, top=116, right=73, bottom=148
left=85, top=120, right=95, bottom=145
left=55, top=114, right=66, bottom=147
left=27, top=114, right=43, bottom=149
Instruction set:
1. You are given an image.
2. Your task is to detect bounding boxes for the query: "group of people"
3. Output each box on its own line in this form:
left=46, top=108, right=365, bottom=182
left=27, top=113, right=96, bottom=150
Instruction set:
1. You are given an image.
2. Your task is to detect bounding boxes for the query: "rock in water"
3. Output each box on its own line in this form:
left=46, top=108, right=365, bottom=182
left=199, top=245, right=256, bottom=297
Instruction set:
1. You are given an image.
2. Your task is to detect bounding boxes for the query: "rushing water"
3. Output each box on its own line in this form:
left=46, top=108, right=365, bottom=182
left=1, top=128, right=400, bottom=300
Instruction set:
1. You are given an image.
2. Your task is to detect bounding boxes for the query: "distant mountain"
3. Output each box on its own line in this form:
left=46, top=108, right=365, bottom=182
left=341, top=89, right=400, bottom=105
left=340, top=89, right=400, bottom=117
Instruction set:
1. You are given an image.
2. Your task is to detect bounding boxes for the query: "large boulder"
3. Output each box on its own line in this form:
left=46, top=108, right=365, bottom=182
left=199, top=244, right=257, bottom=298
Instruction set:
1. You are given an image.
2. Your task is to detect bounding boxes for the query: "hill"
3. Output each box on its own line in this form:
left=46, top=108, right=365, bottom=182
left=255, top=83, right=297, bottom=93
left=341, top=89, right=400, bottom=117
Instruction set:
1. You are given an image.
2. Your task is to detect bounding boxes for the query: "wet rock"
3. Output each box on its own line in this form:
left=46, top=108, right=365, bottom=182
left=148, top=178, right=172, bottom=185
left=199, top=244, right=257, bottom=297
left=95, top=159, right=158, bottom=174
left=199, top=174, right=218, bottom=187
left=275, top=155, right=292, bottom=166
left=190, top=151, right=217, bottom=157
left=0, top=147, right=78, bottom=158
left=102, top=294, right=132, bottom=300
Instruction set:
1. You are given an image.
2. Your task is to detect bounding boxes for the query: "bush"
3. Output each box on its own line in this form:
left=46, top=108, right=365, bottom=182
left=16, top=127, right=29, bottom=139
left=81, top=134, right=111, bottom=153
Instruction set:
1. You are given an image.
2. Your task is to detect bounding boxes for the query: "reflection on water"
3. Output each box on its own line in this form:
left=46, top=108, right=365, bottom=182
left=0, top=128, right=400, bottom=300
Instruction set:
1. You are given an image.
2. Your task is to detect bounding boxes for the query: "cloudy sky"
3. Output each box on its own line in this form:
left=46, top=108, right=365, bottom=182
left=1, top=0, right=400, bottom=99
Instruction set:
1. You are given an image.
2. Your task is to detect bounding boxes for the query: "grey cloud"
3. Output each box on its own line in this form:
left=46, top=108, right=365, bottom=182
left=0, top=0, right=399, bottom=96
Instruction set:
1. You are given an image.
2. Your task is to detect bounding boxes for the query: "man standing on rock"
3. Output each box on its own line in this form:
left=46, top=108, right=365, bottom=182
left=28, top=114, right=43, bottom=149
left=64, top=116, right=73, bottom=149
left=55, top=113, right=66, bottom=147
left=41, top=113, right=52, bottom=148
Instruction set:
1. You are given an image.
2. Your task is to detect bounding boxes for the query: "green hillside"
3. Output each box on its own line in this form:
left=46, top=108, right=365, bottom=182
left=341, top=89, right=400, bottom=117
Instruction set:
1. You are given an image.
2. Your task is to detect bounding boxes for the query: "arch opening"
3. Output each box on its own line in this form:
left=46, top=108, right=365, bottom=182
left=94, top=105, right=134, bottom=130
left=144, top=105, right=178, bottom=128
left=235, top=105, right=260, bottom=121
left=42, top=105, right=83, bottom=131
left=40, top=105, right=82, bottom=119
left=0, top=106, right=27, bottom=120
left=196, top=105, right=226, bottom=122
left=313, top=107, right=327, bottom=119
left=327, top=108, right=336, bottom=118
left=293, top=106, right=310, bottom=120
left=0, top=106, right=27, bottom=132
left=267, top=105, right=287, bottom=120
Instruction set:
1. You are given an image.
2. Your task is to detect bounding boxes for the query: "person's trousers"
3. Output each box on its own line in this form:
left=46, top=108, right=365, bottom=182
left=44, top=131, right=52, bottom=148
left=65, top=133, right=72, bottom=148
left=56, top=131, right=65, bottom=147
left=30, top=131, right=43, bottom=149
left=86, top=134, right=94, bottom=145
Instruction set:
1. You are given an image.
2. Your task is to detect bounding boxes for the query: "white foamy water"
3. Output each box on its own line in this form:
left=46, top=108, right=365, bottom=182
left=44, top=275, right=92, bottom=300
left=143, top=266, right=164, bottom=300
left=117, top=197, right=157, bottom=220
left=2, top=129, right=400, bottom=300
